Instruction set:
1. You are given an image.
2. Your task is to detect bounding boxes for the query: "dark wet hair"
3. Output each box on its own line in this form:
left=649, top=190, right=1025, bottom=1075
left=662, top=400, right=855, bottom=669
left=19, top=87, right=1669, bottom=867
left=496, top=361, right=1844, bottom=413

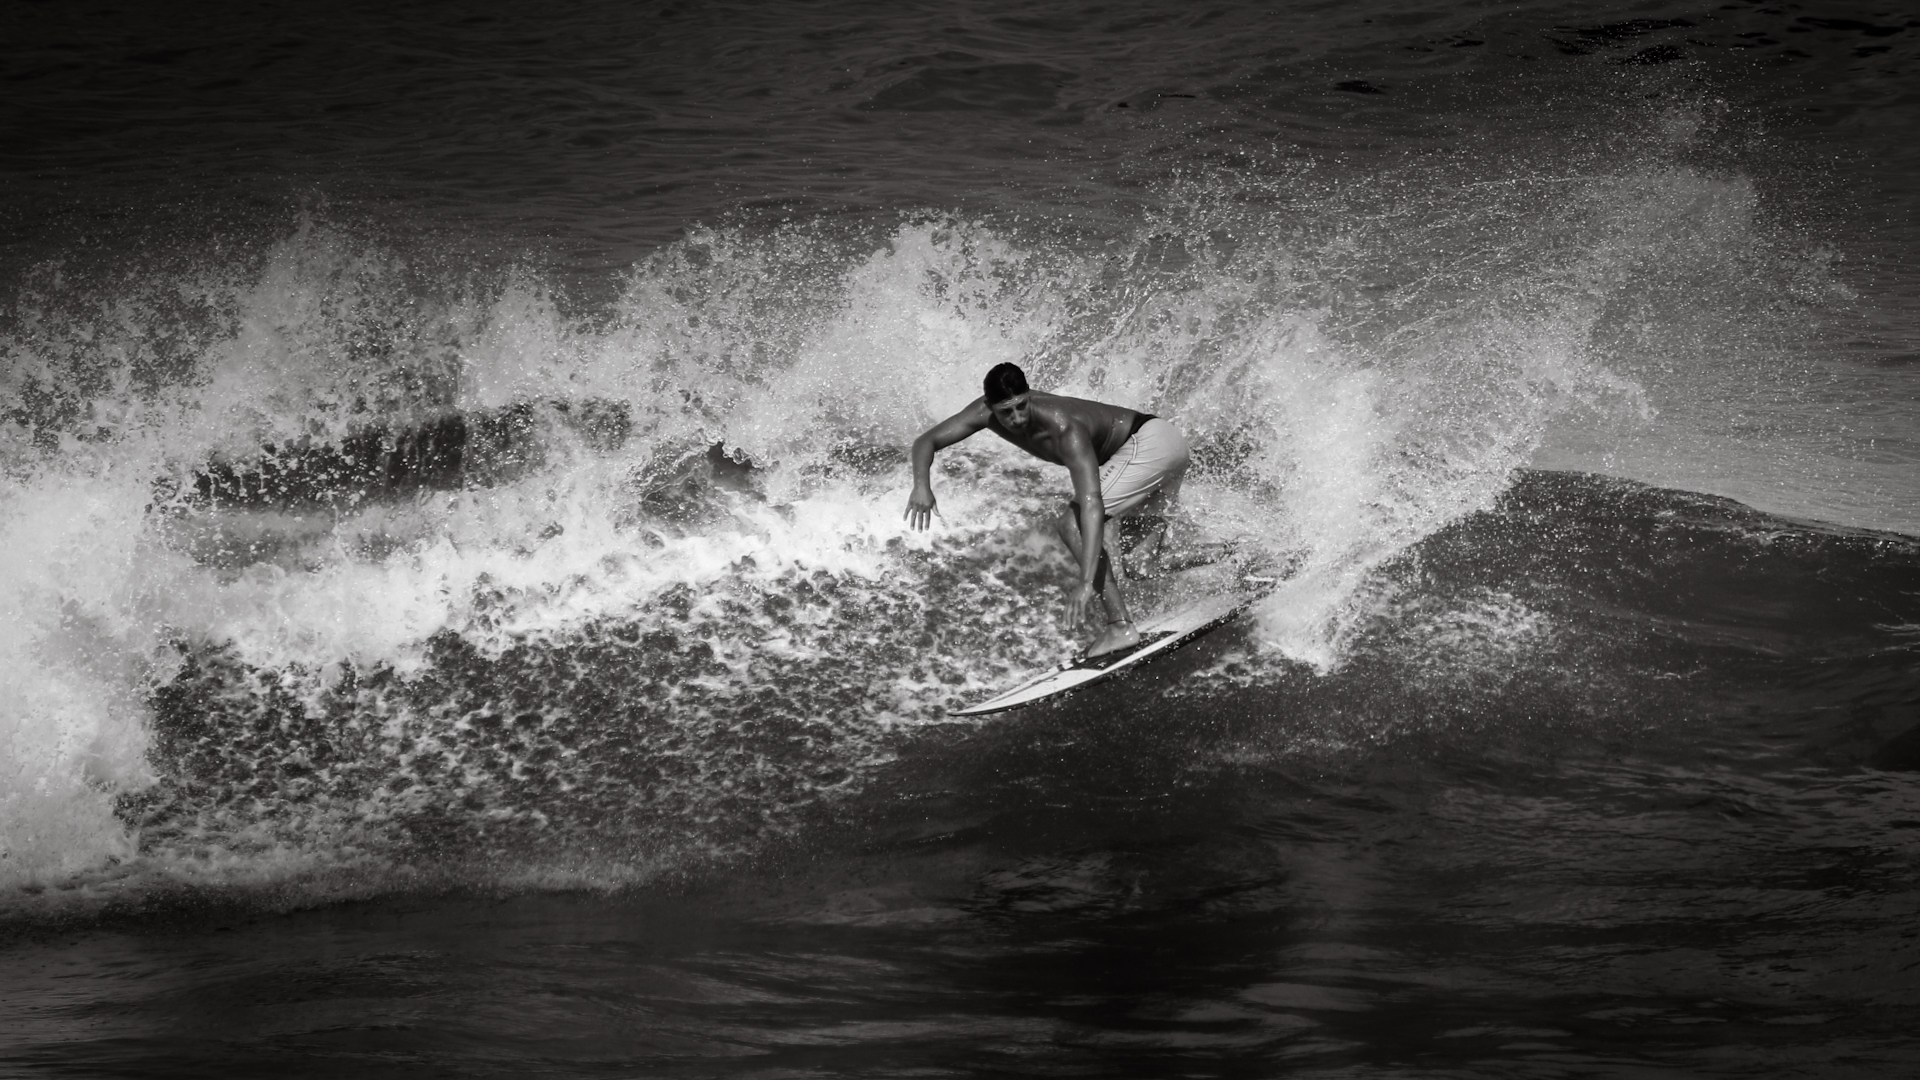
left=983, top=362, right=1030, bottom=404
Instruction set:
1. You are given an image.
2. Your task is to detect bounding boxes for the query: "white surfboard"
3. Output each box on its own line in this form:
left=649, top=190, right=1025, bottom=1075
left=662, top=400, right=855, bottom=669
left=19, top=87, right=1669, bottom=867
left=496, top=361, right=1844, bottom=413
left=950, top=592, right=1248, bottom=716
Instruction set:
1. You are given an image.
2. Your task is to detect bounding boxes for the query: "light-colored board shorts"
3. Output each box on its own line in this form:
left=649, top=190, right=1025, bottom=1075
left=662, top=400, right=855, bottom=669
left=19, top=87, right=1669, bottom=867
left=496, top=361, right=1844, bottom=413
left=1094, top=417, right=1189, bottom=520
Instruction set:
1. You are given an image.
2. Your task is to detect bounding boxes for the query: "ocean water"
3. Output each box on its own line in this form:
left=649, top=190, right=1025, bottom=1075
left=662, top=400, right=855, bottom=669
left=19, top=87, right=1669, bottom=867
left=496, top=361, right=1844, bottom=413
left=2, top=0, right=1918, bottom=1075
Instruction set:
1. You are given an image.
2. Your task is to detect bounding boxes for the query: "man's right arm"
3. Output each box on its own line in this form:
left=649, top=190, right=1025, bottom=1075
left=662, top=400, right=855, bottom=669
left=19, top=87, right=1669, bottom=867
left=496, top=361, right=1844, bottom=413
left=906, top=399, right=989, bottom=530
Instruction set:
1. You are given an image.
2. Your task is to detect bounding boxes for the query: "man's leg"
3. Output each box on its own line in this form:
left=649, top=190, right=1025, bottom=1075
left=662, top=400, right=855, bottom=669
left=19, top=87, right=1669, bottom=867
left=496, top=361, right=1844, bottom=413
left=1054, top=505, right=1142, bottom=657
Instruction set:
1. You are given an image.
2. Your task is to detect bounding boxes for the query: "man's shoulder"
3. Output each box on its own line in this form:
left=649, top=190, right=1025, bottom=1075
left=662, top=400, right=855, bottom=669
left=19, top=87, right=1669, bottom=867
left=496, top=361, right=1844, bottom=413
left=957, top=396, right=994, bottom=424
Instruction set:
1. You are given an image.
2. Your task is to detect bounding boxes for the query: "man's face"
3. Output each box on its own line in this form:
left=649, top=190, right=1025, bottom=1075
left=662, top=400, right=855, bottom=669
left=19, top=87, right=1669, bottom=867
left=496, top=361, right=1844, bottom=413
left=990, top=392, right=1032, bottom=432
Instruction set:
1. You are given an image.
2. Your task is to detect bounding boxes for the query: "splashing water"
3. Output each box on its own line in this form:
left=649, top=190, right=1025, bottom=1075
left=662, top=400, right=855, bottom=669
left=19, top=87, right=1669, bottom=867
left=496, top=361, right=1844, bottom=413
left=1, top=142, right=1838, bottom=905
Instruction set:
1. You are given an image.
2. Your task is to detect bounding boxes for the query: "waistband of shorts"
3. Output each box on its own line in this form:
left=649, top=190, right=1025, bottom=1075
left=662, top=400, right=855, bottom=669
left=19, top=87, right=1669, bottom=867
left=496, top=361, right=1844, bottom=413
left=1125, top=412, right=1159, bottom=441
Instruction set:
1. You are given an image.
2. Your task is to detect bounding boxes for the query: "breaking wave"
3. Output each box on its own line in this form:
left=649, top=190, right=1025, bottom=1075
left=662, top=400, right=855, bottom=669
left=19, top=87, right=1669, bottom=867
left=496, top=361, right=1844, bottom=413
left=1, top=141, right=1841, bottom=909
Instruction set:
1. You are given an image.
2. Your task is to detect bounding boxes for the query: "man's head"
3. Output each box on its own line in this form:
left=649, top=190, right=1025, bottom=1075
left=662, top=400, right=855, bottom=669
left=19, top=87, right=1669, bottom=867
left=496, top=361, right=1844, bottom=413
left=984, top=362, right=1032, bottom=431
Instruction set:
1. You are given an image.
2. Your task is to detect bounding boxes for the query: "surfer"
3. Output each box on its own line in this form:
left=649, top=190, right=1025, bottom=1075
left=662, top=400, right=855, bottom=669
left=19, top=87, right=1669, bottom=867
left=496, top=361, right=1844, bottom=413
left=905, top=362, right=1191, bottom=658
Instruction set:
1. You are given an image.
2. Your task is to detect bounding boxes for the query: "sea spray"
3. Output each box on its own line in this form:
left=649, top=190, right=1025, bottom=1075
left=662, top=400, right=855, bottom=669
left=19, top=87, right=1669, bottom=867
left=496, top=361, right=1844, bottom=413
left=7, top=137, right=1840, bottom=904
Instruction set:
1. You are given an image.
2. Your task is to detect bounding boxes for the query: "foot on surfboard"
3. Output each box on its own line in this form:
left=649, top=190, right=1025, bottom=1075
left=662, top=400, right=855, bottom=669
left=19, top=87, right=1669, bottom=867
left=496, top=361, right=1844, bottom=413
left=1084, top=620, right=1142, bottom=659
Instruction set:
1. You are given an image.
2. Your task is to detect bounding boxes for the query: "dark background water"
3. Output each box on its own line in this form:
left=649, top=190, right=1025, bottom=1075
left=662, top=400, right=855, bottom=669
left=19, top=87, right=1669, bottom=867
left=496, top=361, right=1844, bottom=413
left=4, top=1, right=1920, bottom=1076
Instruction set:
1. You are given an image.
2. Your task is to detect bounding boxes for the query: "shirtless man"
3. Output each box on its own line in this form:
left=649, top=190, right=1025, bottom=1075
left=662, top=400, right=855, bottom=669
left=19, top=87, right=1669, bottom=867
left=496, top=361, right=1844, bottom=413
left=904, top=362, right=1191, bottom=658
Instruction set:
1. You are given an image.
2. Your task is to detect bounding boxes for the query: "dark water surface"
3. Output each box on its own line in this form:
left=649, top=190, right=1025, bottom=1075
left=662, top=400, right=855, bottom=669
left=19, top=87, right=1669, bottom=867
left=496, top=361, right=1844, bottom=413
left=4, top=1, right=1919, bottom=1076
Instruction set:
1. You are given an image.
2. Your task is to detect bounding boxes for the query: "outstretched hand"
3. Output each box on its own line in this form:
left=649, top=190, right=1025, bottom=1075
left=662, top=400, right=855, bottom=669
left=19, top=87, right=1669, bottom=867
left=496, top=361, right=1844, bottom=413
left=1065, top=582, right=1098, bottom=629
left=904, top=486, right=938, bottom=530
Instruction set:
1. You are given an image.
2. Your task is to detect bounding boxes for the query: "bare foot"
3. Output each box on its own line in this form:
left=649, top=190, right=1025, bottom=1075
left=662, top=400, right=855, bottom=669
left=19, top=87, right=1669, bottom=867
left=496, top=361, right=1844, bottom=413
left=1085, top=621, right=1141, bottom=658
